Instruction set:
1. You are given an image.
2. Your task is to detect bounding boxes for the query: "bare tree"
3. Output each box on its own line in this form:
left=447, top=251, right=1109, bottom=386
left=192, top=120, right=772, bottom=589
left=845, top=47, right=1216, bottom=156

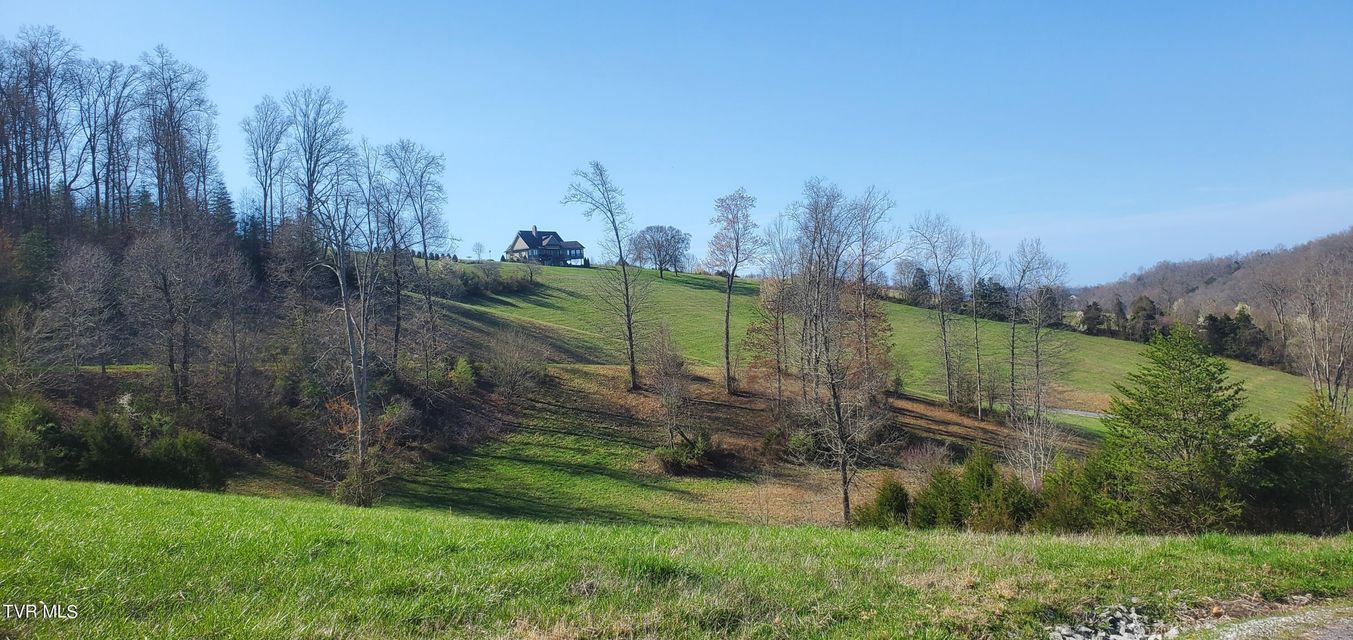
left=309, top=138, right=383, bottom=483
left=631, top=225, right=691, bottom=278
left=471, top=241, right=485, bottom=261
left=749, top=214, right=798, bottom=407
left=708, top=187, right=765, bottom=395
left=908, top=211, right=966, bottom=404
left=647, top=322, right=693, bottom=445
left=45, top=242, right=118, bottom=372
left=562, top=161, right=643, bottom=391
left=786, top=178, right=891, bottom=524
left=848, top=186, right=899, bottom=372
left=241, top=95, right=290, bottom=240
left=140, top=45, right=214, bottom=226
left=385, top=138, right=448, bottom=386
left=0, top=304, right=67, bottom=395
left=285, top=86, right=349, bottom=220
left=121, top=228, right=221, bottom=405
left=1295, top=251, right=1353, bottom=415
left=1004, top=239, right=1071, bottom=482
left=966, top=232, right=999, bottom=419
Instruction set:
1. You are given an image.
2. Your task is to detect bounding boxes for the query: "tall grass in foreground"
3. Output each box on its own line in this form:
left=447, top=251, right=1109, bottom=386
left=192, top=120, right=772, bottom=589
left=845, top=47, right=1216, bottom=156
left=2, top=476, right=1350, bottom=639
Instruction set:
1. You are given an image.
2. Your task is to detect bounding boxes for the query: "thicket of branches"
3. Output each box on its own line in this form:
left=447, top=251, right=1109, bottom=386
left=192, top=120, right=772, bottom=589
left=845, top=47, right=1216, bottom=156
left=0, top=26, right=504, bottom=504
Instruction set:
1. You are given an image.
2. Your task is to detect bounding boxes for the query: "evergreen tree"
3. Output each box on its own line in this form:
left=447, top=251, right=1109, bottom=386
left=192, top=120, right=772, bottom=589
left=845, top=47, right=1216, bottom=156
left=1102, top=331, right=1275, bottom=532
left=1081, top=301, right=1105, bottom=335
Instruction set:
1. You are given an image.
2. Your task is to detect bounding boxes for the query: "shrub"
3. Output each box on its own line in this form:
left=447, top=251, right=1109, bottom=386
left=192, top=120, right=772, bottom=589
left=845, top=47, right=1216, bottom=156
left=145, top=431, right=224, bottom=490
left=74, top=412, right=142, bottom=482
left=334, top=461, right=382, bottom=507
left=1276, top=394, right=1353, bottom=534
left=1028, top=455, right=1095, bottom=533
left=786, top=430, right=815, bottom=462
left=959, top=448, right=998, bottom=504
left=447, top=357, right=476, bottom=395
left=654, top=430, right=711, bottom=474
left=0, top=396, right=62, bottom=473
left=910, top=467, right=967, bottom=529
left=969, top=474, right=1040, bottom=533
left=854, top=476, right=911, bottom=529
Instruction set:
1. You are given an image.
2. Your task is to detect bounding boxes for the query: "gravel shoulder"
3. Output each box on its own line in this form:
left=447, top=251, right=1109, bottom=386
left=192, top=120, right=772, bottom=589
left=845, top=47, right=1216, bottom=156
left=1185, top=606, right=1353, bottom=640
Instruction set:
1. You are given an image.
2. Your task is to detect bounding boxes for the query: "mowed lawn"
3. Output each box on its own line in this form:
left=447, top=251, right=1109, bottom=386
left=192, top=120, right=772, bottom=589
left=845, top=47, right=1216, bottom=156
left=3, top=475, right=1351, bottom=640
left=452, top=264, right=1311, bottom=427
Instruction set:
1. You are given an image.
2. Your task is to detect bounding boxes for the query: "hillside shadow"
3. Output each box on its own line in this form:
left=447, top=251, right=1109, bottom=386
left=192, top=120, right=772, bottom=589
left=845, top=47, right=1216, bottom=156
left=660, top=273, right=759, bottom=297
left=432, top=296, right=614, bottom=364
left=385, top=450, right=714, bottom=525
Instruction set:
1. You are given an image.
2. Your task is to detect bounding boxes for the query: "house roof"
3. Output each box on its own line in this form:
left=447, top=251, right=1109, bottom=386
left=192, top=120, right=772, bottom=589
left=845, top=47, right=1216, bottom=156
left=508, top=229, right=585, bottom=251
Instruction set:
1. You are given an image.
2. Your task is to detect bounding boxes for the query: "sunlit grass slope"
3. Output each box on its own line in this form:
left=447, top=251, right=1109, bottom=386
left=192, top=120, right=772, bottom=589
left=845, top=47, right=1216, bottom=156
left=454, top=264, right=1310, bottom=426
left=3, top=475, right=1351, bottom=639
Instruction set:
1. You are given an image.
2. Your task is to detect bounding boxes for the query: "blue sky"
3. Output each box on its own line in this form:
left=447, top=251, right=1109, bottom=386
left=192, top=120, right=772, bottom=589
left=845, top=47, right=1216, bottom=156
left=6, top=1, right=1351, bottom=283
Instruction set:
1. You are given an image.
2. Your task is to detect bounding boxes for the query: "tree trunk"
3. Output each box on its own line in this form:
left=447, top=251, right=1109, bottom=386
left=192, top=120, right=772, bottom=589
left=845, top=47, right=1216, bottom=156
left=724, top=272, right=734, bottom=395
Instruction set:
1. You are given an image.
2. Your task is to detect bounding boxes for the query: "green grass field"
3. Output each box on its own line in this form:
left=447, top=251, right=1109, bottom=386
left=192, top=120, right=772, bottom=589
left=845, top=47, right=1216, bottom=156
left=453, top=264, right=1311, bottom=427
left=3, top=475, right=1350, bottom=639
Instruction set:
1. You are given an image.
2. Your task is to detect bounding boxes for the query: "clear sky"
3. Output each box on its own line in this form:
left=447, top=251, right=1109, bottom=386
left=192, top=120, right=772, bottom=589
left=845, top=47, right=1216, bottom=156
left=5, top=1, right=1351, bottom=283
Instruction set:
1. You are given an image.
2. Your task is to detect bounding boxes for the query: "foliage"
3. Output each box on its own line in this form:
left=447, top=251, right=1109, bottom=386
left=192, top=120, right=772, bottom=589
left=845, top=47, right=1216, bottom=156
left=145, top=431, right=224, bottom=489
left=1278, top=394, right=1353, bottom=533
left=446, top=357, right=476, bottom=395
left=852, top=476, right=911, bottom=529
left=653, top=429, right=710, bottom=474
left=1100, top=331, right=1277, bottom=533
left=910, top=466, right=967, bottom=529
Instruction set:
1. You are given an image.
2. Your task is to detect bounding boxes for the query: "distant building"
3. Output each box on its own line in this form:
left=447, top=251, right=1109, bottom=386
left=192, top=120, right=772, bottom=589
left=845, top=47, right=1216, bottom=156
left=504, top=226, right=586, bottom=266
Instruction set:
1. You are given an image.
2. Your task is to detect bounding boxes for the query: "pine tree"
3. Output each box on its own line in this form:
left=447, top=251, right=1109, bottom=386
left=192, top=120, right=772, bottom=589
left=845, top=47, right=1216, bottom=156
left=1102, top=331, right=1274, bottom=532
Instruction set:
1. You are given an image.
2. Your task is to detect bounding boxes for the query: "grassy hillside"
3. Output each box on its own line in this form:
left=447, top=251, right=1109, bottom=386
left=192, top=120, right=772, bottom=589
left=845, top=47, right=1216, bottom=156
left=3, top=475, right=1350, bottom=639
left=451, top=264, right=1311, bottom=427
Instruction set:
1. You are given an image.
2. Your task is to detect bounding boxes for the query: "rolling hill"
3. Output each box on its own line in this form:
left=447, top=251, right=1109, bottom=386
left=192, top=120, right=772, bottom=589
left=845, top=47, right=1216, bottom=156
left=441, top=263, right=1313, bottom=430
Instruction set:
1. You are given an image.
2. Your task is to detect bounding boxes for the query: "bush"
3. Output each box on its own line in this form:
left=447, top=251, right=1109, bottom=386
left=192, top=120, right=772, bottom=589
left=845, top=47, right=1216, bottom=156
left=959, top=448, right=998, bottom=504
left=854, top=476, right=911, bottom=529
left=654, top=430, right=711, bottom=474
left=0, top=396, right=63, bottom=473
left=969, top=474, right=1040, bottom=533
left=74, top=412, right=142, bottom=482
left=1028, top=455, right=1095, bottom=533
left=145, top=431, right=224, bottom=490
left=334, top=461, right=382, bottom=507
left=786, top=430, right=815, bottom=462
left=447, top=357, right=476, bottom=395
left=910, top=467, right=967, bottom=529
left=1274, top=394, right=1353, bottom=534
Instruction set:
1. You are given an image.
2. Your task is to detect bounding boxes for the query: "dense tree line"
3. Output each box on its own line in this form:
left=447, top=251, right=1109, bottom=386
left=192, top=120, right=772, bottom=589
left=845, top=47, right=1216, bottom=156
left=0, top=26, right=546, bottom=503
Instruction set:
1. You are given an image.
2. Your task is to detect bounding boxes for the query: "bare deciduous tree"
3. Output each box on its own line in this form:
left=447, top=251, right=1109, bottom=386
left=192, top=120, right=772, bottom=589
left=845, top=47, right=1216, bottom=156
left=708, top=187, right=765, bottom=395
left=647, top=322, right=693, bottom=445
left=471, top=241, right=485, bottom=260
left=966, top=232, right=999, bottom=419
left=785, top=178, right=893, bottom=524
left=385, top=138, right=448, bottom=386
left=562, top=161, right=644, bottom=391
left=848, top=186, right=899, bottom=373
left=630, top=224, right=691, bottom=278
left=122, top=228, right=220, bottom=405
left=908, top=211, right=966, bottom=404
left=45, top=242, right=118, bottom=372
left=285, top=86, right=349, bottom=221
left=241, top=95, right=290, bottom=240
left=1295, top=251, right=1353, bottom=415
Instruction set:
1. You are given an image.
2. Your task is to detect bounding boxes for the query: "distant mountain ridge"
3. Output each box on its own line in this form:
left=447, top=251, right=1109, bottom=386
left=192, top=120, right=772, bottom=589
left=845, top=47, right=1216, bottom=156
left=1078, top=225, right=1353, bottom=328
